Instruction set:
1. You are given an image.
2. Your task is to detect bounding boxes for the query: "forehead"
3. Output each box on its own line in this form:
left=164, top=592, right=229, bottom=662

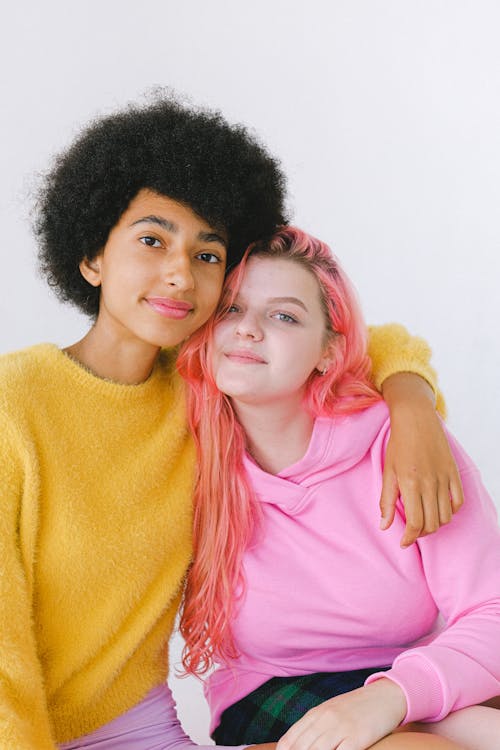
left=239, top=255, right=322, bottom=302
left=118, top=189, right=227, bottom=241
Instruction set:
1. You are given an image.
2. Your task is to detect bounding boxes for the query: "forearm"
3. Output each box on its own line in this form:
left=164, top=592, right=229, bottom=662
left=0, top=574, right=56, bottom=749
left=382, top=371, right=436, bottom=410
left=367, top=323, right=446, bottom=417
left=0, top=423, right=56, bottom=749
left=367, top=323, right=438, bottom=392
left=0, top=543, right=56, bottom=749
left=378, top=369, right=462, bottom=545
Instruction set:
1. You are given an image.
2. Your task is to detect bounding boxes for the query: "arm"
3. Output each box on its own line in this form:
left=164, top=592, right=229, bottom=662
left=0, top=416, right=56, bottom=749
left=368, top=323, right=444, bottom=415
left=381, top=373, right=464, bottom=546
left=368, top=324, right=464, bottom=546
left=366, top=434, right=500, bottom=723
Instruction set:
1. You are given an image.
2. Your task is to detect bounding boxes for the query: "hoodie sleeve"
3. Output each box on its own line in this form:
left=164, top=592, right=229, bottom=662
left=366, top=428, right=500, bottom=723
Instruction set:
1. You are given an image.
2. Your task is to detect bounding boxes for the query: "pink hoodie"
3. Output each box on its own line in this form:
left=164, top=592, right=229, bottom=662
left=205, top=401, right=500, bottom=731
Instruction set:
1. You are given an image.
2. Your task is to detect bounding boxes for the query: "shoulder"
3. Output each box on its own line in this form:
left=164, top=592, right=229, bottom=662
left=312, top=402, right=391, bottom=475
left=0, top=343, right=57, bottom=378
left=331, top=400, right=390, bottom=444
left=0, top=343, right=59, bottom=416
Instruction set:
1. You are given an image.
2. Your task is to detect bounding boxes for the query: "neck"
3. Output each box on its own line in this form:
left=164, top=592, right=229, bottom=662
left=64, top=324, right=161, bottom=385
left=232, top=394, right=314, bottom=475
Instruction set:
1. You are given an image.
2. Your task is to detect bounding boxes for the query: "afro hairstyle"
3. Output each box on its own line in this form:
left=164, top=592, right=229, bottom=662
left=34, top=95, right=288, bottom=317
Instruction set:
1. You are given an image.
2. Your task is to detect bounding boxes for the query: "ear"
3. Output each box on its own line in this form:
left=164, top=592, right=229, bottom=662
left=315, top=336, right=337, bottom=375
left=79, top=254, right=103, bottom=288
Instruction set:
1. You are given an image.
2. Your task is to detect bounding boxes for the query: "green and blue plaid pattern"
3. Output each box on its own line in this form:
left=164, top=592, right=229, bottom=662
left=212, top=667, right=389, bottom=744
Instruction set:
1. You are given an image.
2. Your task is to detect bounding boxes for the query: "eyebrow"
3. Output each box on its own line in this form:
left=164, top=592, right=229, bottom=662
left=268, top=296, right=308, bottom=312
left=130, top=215, right=227, bottom=247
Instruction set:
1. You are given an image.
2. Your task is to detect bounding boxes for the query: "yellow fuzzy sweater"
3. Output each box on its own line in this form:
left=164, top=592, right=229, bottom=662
left=0, top=345, right=194, bottom=748
left=0, top=326, right=438, bottom=749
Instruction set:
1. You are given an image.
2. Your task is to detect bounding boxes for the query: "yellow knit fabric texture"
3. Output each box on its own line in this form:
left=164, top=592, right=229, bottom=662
left=368, top=323, right=443, bottom=416
left=0, top=345, right=195, bottom=748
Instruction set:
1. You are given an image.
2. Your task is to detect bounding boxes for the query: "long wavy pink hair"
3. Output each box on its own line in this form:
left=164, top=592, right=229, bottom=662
left=177, top=226, right=381, bottom=675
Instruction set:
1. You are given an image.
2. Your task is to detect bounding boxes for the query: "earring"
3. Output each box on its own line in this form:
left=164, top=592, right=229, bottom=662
left=318, top=366, right=328, bottom=376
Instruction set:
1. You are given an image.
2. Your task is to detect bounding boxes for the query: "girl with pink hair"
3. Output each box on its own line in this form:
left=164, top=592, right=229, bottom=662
left=178, top=226, right=500, bottom=750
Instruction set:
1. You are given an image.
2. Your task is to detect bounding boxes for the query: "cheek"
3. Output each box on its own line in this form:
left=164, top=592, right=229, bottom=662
left=211, top=325, right=228, bottom=377
left=212, top=319, right=231, bottom=348
left=197, top=272, right=225, bottom=314
left=279, top=335, right=324, bottom=371
left=101, top=255, right=149, bottom=295
left=214, top=317, right=234, bottom=343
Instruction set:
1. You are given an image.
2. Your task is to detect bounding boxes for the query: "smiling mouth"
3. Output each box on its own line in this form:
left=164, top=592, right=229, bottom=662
left=225, top=350, right=267, bottom=364
left=146, top=297, right=194, bottom=320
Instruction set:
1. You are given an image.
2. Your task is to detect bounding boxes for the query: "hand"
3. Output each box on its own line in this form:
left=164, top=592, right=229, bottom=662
left=380, top=373, right=464, bottom=547
left=276, top=679, right=407, bottom=750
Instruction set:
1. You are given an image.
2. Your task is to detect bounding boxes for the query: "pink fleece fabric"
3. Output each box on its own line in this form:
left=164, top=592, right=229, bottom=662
left=205, top=401, right=500, bottom=732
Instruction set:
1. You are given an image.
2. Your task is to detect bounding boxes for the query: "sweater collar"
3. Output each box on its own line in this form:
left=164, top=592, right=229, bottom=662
left=35, top=343, right=179, bottom=403
left=244, top=401, right=389, bottom=513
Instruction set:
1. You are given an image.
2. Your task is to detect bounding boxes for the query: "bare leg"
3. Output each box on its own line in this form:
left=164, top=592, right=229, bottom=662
left=253, top=733, right=465, bottom=750
left=371, top=732, right=466, bottom=749
left=408, top=705, right=500, bottom=750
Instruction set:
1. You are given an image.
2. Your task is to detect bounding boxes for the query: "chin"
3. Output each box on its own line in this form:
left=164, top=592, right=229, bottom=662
left=215, top=375, right=253, bottom=399
left=146, top=326, right=193, bottom=349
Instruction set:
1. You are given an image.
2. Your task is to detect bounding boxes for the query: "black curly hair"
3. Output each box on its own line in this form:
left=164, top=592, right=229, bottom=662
left=35, top=95, right=288, bottom=318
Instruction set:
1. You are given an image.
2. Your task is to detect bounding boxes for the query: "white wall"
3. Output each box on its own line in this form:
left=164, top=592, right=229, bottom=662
left=1, top=0, right=499, bottom=742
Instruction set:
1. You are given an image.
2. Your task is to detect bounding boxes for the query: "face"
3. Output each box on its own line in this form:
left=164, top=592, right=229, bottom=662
left=80, top=189, right=228, bottom=349
left=212, top=256, right=332, bottom=407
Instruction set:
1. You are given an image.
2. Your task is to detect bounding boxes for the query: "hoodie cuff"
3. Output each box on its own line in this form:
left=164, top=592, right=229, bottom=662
left=365, top=655, right=445, bottom=723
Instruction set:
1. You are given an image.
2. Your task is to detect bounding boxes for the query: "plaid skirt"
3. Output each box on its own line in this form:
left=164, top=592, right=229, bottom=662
left=212, top=667, right=389, bottom=744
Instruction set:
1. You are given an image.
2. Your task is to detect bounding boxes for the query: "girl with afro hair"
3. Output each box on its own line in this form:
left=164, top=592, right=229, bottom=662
left=0, top=95, right=463, bottom=749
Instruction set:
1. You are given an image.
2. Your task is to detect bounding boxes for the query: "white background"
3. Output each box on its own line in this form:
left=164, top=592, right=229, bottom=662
left=1, top=0, right=499, bottom=742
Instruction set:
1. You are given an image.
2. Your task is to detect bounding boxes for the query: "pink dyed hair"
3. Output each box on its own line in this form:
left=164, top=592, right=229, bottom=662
left=177, top=226, right=381, bottom=675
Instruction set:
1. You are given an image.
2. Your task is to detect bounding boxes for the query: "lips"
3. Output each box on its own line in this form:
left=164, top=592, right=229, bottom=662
left=146, top=296, right=194, bottom=320
left=224, top=349, right=267, bottom=364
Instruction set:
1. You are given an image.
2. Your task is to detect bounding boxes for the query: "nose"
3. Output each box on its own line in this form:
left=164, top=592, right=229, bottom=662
left=235, top=311, right=263, bottom=341
left=163, top=247, right=195, bottom=292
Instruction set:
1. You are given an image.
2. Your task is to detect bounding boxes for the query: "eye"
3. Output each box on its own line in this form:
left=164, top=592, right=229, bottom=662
left=140, top=235, right=162, bottom=248
left=273, top=312, right=298, bottom=324
left=225, top=303, right=241, bottom=315
left=196, top=251, right=222, bottom=264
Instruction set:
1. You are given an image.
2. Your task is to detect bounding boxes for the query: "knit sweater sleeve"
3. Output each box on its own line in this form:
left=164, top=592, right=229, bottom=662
left=0, top=414, right=56, bottom=749
left=366, top=429, right=500, bottom=723
left=367, top=323, right=445, bottom=416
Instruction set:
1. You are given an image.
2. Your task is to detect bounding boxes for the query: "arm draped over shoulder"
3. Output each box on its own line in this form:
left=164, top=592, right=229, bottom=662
left=367, top=323, right=445, bottom=416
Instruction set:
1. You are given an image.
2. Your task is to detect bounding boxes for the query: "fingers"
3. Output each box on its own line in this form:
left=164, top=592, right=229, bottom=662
left=420, top=479, right=441, bottom=535
left=276, top=714, right=316, bottom=750
left=381, top=382, right=466, bottom=544
left=278, top=717, right=355, bottom=750
left=437, top=478, right=453, bottom=527
left=398, top=482, right=424, bottom=548
left=379, top=470, right=399, bottom=530
left=398, top=472, right=464, bottom=547
left=449, top=470, right=465, bottom=514
left=276, top=684, right=406, bottom=750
